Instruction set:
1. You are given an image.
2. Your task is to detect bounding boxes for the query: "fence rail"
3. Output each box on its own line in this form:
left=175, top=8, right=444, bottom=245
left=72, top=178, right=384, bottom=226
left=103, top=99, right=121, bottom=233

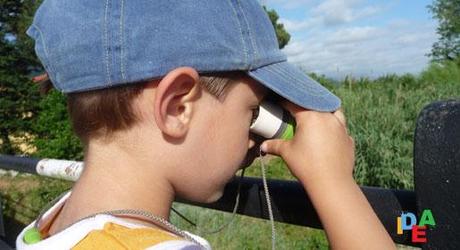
left=1, top=100, right=459, bottom=249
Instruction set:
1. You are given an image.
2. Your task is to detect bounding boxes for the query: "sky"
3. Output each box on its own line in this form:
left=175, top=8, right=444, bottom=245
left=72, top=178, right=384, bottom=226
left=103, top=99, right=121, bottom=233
left=263, top=0, right=438, bottom=79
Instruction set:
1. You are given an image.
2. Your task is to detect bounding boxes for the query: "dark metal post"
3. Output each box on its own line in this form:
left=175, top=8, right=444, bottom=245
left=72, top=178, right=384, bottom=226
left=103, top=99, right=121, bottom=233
left=0, top=196, right=4, bottom=238
left=0, top=196, right=14, bottom=250
left=414, top=100, right=460, bottom=249
left=0, top=154, right=39, bottom=174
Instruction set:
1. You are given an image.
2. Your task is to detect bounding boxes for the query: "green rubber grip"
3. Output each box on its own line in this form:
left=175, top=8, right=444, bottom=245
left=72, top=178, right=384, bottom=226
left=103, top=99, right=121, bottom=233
left=280, top=121, right=295, bottom=140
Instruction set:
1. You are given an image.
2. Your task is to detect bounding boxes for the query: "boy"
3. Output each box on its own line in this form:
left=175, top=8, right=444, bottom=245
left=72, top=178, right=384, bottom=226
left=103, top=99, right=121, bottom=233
left=17, top=0, right=395, bottom=249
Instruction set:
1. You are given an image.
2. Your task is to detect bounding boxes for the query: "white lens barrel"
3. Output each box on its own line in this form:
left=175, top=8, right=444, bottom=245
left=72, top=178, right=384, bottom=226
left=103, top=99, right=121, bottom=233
left=250, top=101, right=284, bottom=138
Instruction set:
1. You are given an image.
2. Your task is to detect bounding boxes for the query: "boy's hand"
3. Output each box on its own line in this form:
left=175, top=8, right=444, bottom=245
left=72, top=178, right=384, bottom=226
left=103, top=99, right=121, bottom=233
left=260, top=101, right=355, bottom=188
left=261, top=101, right=396, bottom=249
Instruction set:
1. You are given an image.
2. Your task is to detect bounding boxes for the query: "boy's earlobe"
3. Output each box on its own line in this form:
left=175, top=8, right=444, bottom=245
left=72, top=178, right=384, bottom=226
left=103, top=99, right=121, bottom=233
left=154, top=67, right=200, bottom=138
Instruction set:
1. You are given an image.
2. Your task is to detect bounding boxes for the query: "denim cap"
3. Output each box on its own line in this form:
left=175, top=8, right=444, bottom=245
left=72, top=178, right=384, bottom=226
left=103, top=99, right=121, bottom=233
left=26, top=0, right=340, bottom=112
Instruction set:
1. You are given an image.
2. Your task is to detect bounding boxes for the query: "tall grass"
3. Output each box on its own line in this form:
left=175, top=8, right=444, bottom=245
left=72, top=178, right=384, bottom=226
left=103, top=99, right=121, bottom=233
left=334, top=61, right=459, bottom=189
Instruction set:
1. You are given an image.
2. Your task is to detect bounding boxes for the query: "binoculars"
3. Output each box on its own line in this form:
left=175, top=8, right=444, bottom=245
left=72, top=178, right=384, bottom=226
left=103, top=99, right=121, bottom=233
left=249, top=101, right=295, bottom=140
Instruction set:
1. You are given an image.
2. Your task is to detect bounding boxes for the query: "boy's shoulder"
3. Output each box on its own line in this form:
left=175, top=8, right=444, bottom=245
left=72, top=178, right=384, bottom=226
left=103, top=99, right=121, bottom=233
left=16, top=192, right=210, bottom=250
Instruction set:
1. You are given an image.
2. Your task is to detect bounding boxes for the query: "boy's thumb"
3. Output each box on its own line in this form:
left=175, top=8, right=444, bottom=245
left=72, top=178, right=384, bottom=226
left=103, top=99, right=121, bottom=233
left=261, top=139, right=285, bottom=156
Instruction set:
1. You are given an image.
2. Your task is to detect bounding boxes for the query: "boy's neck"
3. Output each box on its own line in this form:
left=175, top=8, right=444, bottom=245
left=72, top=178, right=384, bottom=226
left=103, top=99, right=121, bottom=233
left=48, top=143, right=175, bottom=235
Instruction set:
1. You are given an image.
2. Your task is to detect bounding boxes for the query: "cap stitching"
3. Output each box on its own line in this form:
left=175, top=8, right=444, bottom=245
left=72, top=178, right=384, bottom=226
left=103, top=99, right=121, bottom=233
left=250, top=55, right=287, bottom=70
left=266, top=66, right=319, bottom=93
left=31, top=24, right=56, bottom=78
left=249, top=71, right=337, bottom=111
left=264, top=66, right=331, bottom=96
left=103, top=0, right=112, bottom=85
left=263, top=67, right=308, bottom=87
left=226, top=0, right=248, bottom=67
left=270, top=65, right=309, bottom=86
left=235, top=0, right=258, bottom=68
left=119, top=0, right=126, bottom=81
left=267, top=64, right=307, bottom=85
left=275, top=65, right=325, bottom=94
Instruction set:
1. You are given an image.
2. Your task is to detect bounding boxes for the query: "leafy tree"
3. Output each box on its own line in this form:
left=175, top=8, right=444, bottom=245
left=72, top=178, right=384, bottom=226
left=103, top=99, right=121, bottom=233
left=31, top=89, right=83, bottom=160
left=264, top=7, right=291, bottom=49
left=428, top=0, right=460, bottom=61
left=0, top=0, right=42, bottom=154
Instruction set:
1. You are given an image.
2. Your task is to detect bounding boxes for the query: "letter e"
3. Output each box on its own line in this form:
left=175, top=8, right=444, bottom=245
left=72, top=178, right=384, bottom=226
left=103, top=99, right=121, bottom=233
left=412, top=225, right=427, bottom=243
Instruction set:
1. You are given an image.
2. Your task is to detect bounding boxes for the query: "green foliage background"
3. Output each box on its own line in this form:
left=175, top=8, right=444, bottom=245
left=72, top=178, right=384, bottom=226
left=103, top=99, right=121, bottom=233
left=428, top=0, right=460, bottom=61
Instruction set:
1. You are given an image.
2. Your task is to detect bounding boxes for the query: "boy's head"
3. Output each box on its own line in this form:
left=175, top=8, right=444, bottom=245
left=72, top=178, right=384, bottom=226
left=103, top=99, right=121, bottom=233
left=27, top=0, right=340, bottom=202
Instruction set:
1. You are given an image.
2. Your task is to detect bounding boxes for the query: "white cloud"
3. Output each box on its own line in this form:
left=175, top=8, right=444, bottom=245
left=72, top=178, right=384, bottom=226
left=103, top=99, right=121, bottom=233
left=312, top=0, right=358, bottom=25
left=266, top=0, right=437, bottom=78
left=278, top=0, right=387, bottom=35
left=325, top=26, right=380, bottom=45
left=279, top=18, right=317, bottom=32
left=282, top=21, right=438, bottom=78
left=311, top=0, right=384, bottom=26
left=264, top=0, right=315, bottom=10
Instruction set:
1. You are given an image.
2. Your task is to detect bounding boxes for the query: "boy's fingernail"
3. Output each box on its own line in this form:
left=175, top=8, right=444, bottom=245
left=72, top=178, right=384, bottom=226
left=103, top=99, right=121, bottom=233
left=260, top=143, right=267, bottom=155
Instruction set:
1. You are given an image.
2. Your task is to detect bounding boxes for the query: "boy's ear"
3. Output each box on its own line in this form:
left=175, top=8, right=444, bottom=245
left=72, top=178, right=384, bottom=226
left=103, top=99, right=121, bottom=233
left=154, top=67, right=201, bottom=138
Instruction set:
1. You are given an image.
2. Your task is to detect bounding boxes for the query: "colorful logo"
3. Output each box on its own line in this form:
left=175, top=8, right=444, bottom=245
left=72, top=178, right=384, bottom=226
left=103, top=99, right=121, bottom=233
left=397, top=209, right=436, bottom=243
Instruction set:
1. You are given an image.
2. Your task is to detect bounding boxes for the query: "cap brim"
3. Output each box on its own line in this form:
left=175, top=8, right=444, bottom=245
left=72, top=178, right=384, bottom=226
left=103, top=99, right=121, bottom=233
left=248, top=61, right=341, bottom=112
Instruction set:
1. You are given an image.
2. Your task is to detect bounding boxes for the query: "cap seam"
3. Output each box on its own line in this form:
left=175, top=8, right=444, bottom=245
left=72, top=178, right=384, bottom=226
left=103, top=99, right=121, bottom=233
left=30, top=24, right=57, bottom=85
left=265, top=64, right=307, bottom=87
left=103, top=0, right=112, bottom=85
left=265, top=66, right=326, bottom=95
left=270, top=65, right=311, bottom=89
left=274, top=65, right=324, bottom=93
left=250, top=54, right=287, bottom=70
left=119, top=0, right=126, bottom=81
left=226, top=0, right=248, bottom=67
left=235, top=0, right=258, bottom=69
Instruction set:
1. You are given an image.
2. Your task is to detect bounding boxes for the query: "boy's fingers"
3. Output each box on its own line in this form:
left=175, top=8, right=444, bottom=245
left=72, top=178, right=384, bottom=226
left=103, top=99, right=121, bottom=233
left=261, top=139, right=286, bottom=156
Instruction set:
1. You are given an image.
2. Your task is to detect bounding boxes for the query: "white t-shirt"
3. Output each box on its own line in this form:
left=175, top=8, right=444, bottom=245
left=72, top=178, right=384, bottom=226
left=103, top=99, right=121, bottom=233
left=16, top=192, right=211, bottom=250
